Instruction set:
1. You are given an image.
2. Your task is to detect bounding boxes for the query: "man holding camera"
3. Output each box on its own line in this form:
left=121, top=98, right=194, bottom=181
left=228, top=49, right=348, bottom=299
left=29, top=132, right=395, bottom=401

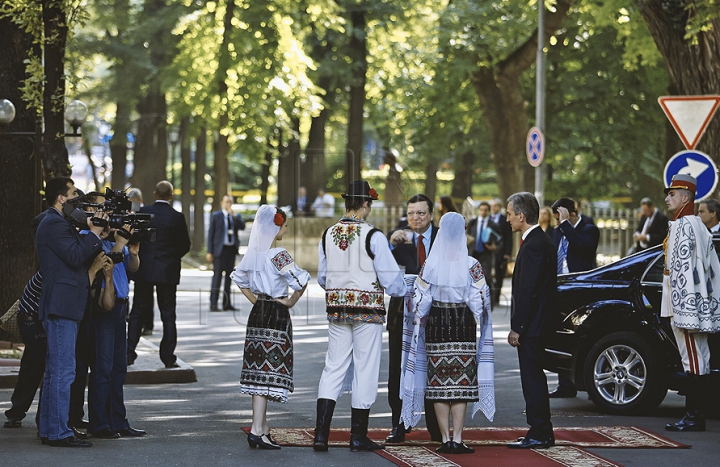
left=35, top=177, right=106, bottom=447
left=79, top=192, right=146, bottom=439
left=127, top=181, right=191, bottom=368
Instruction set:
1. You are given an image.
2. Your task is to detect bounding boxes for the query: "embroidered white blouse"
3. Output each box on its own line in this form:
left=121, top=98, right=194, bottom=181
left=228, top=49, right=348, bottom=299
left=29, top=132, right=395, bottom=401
left=231, top=247, right=310, bottom=298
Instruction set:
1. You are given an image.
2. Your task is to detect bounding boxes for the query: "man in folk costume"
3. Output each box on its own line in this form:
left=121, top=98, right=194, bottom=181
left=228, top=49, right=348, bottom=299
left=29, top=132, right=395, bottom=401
left=314, top=181, right=407, bottom=452
left=662, top=174, right=720, bottom=432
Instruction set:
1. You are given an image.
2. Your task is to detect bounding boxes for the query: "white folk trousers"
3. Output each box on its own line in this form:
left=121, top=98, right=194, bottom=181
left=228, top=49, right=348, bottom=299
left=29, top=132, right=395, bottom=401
left=672, top=324, right=711, bottom=375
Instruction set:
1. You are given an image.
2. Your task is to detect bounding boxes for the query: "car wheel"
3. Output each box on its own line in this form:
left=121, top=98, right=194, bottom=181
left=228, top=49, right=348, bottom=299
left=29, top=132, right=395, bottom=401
left=583, top=331, right=667, bottom=414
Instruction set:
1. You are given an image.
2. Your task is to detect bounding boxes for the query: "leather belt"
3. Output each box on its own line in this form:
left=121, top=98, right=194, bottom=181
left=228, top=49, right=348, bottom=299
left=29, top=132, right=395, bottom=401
left=256, top=293, right=286, bottom=301
left=116, top=297, right=130, bottom=304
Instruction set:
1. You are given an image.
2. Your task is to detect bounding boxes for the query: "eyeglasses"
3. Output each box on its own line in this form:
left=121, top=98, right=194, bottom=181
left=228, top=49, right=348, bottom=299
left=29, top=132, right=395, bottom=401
left=407, top=211, right=428, bottom=218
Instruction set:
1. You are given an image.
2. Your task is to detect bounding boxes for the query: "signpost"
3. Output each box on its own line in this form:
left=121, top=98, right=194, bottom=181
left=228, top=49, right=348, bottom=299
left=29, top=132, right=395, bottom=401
left=526, top=127, right=544, bottom=168
left=663, top=150, right=718, bottom=202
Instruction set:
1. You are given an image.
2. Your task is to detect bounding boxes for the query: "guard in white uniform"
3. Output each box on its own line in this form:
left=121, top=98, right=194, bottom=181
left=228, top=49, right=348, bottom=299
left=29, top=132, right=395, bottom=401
left=313, top=181, right=406, bottom=452
left=662, top=174, right=720, bottom=432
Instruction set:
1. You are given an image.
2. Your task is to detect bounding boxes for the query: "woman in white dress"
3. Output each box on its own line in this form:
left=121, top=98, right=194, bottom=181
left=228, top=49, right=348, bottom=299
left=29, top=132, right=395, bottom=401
left=401, top=212, right=495, bottom=454
left=231, top=205, right=310, bottom=450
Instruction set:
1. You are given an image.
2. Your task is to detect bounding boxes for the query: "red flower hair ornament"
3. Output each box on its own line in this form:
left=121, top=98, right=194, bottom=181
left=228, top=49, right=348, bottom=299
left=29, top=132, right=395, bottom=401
left=273, top=212, right=285, bottom=227
left=368, top=188, right=379, bottom=200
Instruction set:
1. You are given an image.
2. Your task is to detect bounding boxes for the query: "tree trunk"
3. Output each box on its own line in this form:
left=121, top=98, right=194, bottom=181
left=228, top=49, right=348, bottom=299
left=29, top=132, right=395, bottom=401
left=192, top=126, right=208, bottom=253
left=110, top=100, right=129, bottom=189
left=0, top=15, right=41, bottom=321
left=277, top=119, right=300, bottom=207
left=41, top=0, right=69, bottom=178
left=451, top=151, right=475, bottom=199
left=424, top=161, right=438, bottom=202
left=468, top=0, right=573, bottom=201
left=132, top=86, right=168, bottom=201
left=345, top=10, right=366, bottom=185
left=637, top=0, right=720, bottom=185
left=305, top=76, right=331, bottom=195
left=259, top=145, right=273, bottom=205
left=180, top=116, right=192, bottom=228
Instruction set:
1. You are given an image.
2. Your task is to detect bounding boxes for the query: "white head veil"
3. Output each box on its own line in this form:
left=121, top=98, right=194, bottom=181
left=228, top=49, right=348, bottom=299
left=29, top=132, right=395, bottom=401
left=236, top=204, right=282, bottom=275
left=421, top=212, right=468, bottom=287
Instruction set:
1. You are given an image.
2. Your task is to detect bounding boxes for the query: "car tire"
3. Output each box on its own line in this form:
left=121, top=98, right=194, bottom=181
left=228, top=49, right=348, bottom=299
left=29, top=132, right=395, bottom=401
left=583, top=331, right=667, bottom=414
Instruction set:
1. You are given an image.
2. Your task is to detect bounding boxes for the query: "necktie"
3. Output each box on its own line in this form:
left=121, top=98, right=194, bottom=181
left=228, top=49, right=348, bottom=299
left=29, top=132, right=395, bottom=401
left=476, top=219, right=485, bottom=252
left=227, top=213, right=233, bottom=243
left=557, top=237, right=568, bottom=273
left=418, top=234, right=426, bottom=268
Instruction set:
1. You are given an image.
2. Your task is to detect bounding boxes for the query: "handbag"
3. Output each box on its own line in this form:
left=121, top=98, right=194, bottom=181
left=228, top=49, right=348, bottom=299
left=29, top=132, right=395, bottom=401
left=0, top=300, right=22, bottom=342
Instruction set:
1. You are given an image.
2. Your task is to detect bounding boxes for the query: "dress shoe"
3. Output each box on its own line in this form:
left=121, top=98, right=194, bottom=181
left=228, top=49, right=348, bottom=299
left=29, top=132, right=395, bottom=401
left=223, top=305, right=237, bottom=311
left=248, top=432, right=281, bottom=450
left=118, top=427, right=147, bottom=437
left=210, top=305, right=221, bottom=312
left=548, top=387, right=577, bottom=398
left=516, top=436, right=555, bottom=446
left=165, top=362, right=180, bottom=369
left=665, top=412, right=706, bottom=432
left=4, top=417, right=22, bottom=428
left=264, top=433, right=279, bottom=447
left=72, top=419, right=90, bottom=428
left=386, top=424, right=406, bottom=443
left=451, top=441, right=475, bottom=454
left=47, top=436, right=93, bottom=447
left=507, top=437, right=553, bottom=449
left=436, top=441, right=453, bottom=453
left=71, top=426, right=89, bottom=439
left=90, top=428, right=121, bottom=439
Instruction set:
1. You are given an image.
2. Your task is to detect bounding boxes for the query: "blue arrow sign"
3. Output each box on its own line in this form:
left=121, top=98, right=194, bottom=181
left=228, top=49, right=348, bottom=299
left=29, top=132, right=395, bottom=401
left=526, top=127, right=544, bottom=168
left=664, top=150, right=718, bottom=202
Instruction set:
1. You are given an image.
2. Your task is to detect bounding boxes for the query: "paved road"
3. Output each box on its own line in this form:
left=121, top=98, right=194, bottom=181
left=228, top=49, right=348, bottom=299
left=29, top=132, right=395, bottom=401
left=0, top=269, right=717, bottom=466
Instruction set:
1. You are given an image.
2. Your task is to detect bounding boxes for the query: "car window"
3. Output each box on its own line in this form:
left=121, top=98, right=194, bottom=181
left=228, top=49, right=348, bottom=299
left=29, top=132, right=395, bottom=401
left=641, top=253, right=664, bottom=284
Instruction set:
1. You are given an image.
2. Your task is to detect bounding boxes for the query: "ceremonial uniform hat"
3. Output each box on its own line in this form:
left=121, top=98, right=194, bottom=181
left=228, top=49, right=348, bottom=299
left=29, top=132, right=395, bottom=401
left=664, top=174, right=697, bottom=195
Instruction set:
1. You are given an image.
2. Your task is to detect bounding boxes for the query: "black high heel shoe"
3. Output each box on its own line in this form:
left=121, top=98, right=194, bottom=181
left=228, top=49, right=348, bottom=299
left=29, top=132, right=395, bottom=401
left=436, top=441, right=453, bottom=453
left=450, top=441, right=475, bottom=454
left=248, top=432, right=281, bottom=450
left=264, top=433, right=280, bottom=447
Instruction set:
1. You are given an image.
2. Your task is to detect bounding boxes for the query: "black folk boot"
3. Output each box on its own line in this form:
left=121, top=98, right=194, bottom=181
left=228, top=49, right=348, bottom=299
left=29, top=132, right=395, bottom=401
left=666, top=374, right=707, bottom=432
left=313, top=398, right=336, bottom=452
left=349, top=408, right=384, bottom=452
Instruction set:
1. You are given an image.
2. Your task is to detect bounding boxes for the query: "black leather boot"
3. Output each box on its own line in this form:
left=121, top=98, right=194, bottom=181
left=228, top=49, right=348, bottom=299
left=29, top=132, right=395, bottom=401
left=666, top=374, right=706, bottom=432
left=313, top=399, right=336, bottom=452
left=385, top=423, right=406, bottom=443
left=349, top=408, right=383, bottom=451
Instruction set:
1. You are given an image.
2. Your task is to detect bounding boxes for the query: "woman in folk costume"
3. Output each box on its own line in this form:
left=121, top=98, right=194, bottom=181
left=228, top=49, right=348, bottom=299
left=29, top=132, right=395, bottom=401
left=662, top=174, right=720, bottom=432
left=231, top=205, right=310, bottom=449
left=401, top=212, right=495, bottom=454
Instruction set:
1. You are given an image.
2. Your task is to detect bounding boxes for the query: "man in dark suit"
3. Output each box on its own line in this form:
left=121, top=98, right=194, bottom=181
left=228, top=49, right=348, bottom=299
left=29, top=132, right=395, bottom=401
left=505, top=192, right=557, bottom=450
left=385, top=193, right=440, bottom=443
left=126, top=181, right=191, bottom=368
left=633, top=197, right=669, bottom=251
left=549, top=197, right=600, bottom=397
left=206, top=195, right=245, bottom=311
left=490, top=199, right=513, bottom=305
left=291, top=186, right=311, bottom=217
left=36, top=177, right=106, bottom=447
left=467, top=201, right=502, bottom=307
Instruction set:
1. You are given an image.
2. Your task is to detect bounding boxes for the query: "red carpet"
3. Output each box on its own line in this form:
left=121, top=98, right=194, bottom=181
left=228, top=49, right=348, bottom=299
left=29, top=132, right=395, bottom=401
left=377, top=445, right=623, bottom=467
left=241, top=426, right=689, bottom=449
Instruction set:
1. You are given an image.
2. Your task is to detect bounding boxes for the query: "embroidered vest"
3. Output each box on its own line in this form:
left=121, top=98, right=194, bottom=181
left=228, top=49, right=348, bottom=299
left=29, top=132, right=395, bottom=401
left=323, top=220, right=386, bottom=314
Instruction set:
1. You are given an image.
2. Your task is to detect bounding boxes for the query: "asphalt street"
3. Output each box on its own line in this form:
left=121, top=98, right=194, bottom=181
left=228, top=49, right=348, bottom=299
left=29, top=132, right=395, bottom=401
left=0, top=268, right=717, bottom=466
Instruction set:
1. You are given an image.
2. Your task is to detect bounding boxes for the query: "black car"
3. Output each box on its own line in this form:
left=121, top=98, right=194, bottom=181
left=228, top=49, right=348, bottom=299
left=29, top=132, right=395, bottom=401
left=544, top=241, right=720, bottom=414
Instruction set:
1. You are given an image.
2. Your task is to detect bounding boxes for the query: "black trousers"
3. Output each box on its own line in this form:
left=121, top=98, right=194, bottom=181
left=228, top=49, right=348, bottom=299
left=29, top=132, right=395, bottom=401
left=387, top=297, right=440, bottom=438
left=517, top=336, right=553, bottom=441
left=5, top=317, right=46, bottom=424
left=492, top=253, right=507, bottom=304
left=210, top=246, right=237, bottom=308
left=127, top=281, right=178, bottom=365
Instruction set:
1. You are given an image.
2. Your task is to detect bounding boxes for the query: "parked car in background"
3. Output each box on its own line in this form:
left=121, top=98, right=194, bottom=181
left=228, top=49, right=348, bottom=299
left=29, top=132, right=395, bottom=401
left=544, top=239, right=720, bottom=414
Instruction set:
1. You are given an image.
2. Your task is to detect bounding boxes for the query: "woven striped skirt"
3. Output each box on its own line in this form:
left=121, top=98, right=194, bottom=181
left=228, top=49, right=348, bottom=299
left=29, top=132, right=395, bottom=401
left=240, top=298, right=293, bottom=403
left=424, top=301, right=478, bottom=402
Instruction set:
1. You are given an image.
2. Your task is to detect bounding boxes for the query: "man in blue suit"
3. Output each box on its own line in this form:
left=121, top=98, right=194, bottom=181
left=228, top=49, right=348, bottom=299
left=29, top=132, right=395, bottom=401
left=126, top=181, right=191, bottom=368
left=550, top=197, right=600, bottom=398
left=206, top=195, right=245, bottom=311
left=36, top=177, right=106, bottom=447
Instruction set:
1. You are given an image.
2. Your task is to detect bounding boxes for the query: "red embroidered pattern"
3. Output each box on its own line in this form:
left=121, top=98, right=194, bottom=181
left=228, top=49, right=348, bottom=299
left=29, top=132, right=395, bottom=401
left=326, top=288, right=385, bottom=310
left=470, top=262, right=484, bottom=283
left=271, top=250, right=293, bottom=271
left=331, top=223, right=360, bottom=251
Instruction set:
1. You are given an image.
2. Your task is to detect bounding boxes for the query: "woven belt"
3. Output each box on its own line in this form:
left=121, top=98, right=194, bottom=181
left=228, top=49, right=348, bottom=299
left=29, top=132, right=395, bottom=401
left=431, top=301, right=465, bottom=308
left=256, top=293, right=287, bottom=301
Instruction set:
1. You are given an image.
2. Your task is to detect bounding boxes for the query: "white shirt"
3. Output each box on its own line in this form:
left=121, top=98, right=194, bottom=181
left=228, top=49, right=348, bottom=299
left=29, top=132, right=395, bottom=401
left=312, top=193, right=335, bottom=218
left=231, top=247, right=310, bottom=298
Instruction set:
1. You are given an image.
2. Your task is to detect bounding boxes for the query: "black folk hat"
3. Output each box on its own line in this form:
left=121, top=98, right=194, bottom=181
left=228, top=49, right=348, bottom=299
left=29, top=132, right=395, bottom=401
left=341, top=180, right=379, bottom=200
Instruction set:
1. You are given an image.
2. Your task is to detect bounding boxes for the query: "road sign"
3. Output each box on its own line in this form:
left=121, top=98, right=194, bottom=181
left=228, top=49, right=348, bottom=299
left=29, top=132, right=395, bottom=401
left=658, top=95, right=720, bottom=150
left=664, top=150, right=719, bottom=202
left=526, top=127, right=544, bottom=168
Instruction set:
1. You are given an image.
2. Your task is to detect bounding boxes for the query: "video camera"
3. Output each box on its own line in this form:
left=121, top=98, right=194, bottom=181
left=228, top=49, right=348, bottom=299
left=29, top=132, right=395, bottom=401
left=67, top=188, right=156, bottom=243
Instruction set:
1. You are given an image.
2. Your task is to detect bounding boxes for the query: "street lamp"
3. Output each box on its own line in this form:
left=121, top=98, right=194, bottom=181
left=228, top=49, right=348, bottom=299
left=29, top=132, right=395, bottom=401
left=168, top=125, right=180, bottom=188
left=0, top=98, right=89, bottom=212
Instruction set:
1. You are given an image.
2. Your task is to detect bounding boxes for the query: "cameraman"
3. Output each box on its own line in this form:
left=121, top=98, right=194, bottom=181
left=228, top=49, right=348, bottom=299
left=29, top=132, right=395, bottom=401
left=80, top=192, right=146, bottom=439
